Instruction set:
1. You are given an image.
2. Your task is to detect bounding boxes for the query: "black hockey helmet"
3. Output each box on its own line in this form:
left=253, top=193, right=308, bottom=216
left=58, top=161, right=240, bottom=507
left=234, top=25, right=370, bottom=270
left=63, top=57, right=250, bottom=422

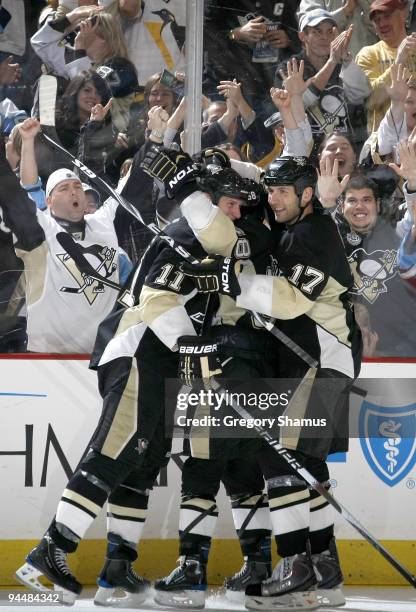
left=238, top=178, right=265, bottom=221
left=264, top=156, right=317, bottom=197
left=195, top=147, right=231, bottom=172
left=198, top=167, right=263, bottom=218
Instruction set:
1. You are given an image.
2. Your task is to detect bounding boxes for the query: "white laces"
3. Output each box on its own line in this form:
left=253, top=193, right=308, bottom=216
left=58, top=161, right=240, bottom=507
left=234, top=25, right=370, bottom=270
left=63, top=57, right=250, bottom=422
left=54, top=548, right=70, bottom=576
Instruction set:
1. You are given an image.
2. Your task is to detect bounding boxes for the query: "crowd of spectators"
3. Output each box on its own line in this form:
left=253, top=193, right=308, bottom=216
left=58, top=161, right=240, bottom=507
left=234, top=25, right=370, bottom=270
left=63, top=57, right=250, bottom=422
left=1, top=0, right=416, bottom=358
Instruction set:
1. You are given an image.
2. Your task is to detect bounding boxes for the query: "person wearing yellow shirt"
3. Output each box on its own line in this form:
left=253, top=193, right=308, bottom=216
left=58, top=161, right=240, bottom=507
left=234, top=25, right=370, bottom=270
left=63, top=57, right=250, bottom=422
left=356, top=0, right=416, bottom=133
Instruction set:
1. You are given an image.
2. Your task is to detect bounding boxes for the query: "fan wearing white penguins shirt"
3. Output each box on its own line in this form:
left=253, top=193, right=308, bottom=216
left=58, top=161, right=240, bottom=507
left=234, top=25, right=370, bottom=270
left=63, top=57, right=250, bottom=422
left=0, top=145, right=125, bottom=354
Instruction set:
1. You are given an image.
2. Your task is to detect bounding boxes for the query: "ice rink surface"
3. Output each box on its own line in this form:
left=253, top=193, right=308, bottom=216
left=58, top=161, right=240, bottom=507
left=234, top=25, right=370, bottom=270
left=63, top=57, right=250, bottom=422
left=1, top=587, right=416, bottom=612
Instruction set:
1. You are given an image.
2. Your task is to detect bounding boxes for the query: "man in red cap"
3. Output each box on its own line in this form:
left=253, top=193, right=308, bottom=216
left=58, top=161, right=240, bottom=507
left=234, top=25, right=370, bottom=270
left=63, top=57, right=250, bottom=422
left=356, top=0, right=416, bottom=133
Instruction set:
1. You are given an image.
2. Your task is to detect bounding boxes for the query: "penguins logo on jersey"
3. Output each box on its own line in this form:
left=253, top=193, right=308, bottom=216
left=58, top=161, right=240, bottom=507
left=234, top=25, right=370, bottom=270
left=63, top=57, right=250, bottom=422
left=349, top=247, right=397, bottom=304
left=267, top=254, right=280, bottom=278
left=190, top=312, right=207, bottom=326
left=293, top=156, right=307, bottom=166
left=57, top=244, right=117, bottom=305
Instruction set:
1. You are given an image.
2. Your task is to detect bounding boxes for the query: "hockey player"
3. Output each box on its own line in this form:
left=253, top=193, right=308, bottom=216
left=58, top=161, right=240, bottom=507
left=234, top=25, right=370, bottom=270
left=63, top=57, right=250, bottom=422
left=150, top=164, right=276, bottom=608
left=141, top=148, right=362, bottom=610
left=13, top=184, right=214, bottom=604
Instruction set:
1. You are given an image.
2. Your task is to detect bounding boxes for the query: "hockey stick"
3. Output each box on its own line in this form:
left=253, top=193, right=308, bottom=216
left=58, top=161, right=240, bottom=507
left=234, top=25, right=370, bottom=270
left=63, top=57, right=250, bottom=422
left=210, top=378, right=416, bottom=587
left=236, top=493, right=267, bottom=539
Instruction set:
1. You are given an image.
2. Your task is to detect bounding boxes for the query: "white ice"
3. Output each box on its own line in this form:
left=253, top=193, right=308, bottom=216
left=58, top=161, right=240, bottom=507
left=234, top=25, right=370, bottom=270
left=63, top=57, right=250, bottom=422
left=1, top=586, right=416, bottom=612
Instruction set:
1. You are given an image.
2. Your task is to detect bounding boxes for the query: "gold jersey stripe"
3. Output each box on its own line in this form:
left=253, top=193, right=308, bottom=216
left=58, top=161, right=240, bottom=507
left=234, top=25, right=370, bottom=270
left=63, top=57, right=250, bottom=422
left=61, top=489, right=102, bottom=515
left=268, top=489, right=310, bottom=509
left=107, top=504, right=147, bottom=519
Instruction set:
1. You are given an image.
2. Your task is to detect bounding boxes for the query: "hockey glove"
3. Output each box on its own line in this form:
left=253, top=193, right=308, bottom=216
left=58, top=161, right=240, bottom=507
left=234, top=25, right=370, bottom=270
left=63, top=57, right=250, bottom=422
left=180, top=255, right=242, bottom=297
left=140, top=144, right=200, bottom=200
left=178, top=335, right=222, bottom=389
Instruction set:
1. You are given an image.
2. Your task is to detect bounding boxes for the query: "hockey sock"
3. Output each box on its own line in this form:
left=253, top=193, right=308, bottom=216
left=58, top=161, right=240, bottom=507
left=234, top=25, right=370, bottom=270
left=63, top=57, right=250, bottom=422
left=309, top=481, right=334, bottom=554
left=106, top=531, right=138, bottom=561
left=48, top=519, right=79, bottom=553
left=107, top=484, right=149, bottom=553
left=267, top=475, right=310, bottom=557
left=53, top=470, right=110, bottom=549
left=230, top=492, right=272, bottom=559
left=179, top=494, right=218, bottom=560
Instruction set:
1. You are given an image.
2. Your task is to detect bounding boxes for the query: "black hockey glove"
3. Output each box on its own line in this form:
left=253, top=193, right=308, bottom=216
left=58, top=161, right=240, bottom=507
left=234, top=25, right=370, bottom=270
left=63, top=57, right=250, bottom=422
left=180, top=256, right=241, bottom=297
left=140, top=144, right=200, bottom=200
left=178, top=335, right=222, bottom=389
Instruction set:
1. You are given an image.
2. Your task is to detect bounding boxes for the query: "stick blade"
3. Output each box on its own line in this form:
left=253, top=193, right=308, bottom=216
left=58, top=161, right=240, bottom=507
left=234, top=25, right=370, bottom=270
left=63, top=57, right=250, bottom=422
left=39, top=74, right=58, bottom=127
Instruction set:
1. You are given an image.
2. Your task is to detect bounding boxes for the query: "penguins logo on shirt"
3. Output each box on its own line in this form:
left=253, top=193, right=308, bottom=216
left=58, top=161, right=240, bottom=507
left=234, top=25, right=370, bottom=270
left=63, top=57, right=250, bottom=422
left=349, top=247, right=398, bottom=304
left=57, top=244, right=117, bottom=305
left=307, top=84, right=348, bottom=135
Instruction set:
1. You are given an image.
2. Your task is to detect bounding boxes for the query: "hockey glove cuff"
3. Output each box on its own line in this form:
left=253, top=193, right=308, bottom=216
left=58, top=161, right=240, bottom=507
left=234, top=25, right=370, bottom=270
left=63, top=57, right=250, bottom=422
left=180, top=255, right=242, bottom=297
left=140, top=145, right=200, bottom=200
left=178, top=335, right=222, bottom=389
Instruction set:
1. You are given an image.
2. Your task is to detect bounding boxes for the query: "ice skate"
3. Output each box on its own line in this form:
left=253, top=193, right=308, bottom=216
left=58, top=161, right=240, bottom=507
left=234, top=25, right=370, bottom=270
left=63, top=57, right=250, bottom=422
left=94, top=558, right=150, bottom=607
left=225, top=557, right=271, bottom=602
left=15, top=535, right=82, bottom=606
left=313, top=537, right=345, bottom=607
left=154, top=556, right=207, bottom=608
left=245, top=549, right=319, bottom=610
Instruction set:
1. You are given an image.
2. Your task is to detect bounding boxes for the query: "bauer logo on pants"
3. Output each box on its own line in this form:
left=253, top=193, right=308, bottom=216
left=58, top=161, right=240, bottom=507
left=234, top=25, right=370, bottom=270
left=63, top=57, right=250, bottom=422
left=359, top=402, right=416, bottom=487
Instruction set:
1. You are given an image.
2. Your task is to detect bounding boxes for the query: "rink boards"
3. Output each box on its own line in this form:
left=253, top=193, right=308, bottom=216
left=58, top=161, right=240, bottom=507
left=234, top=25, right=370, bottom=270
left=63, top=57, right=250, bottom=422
left=1, top=356, right=416, bottom=586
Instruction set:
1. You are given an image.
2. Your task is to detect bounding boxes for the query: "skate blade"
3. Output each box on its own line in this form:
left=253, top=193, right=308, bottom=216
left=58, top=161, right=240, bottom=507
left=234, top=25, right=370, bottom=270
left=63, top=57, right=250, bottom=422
left=154, top=588, right=205, bottom=608
left=317, top=586, right=346, bottom=607
left=245, top=590, right=319, bottom=610
left=15, top=563, right=50, bottom=593
left=225, top=588, right=245, bottom=604
left=94, top=585, right=148, bottom=607
left=14, top=562, right=76, bottom=606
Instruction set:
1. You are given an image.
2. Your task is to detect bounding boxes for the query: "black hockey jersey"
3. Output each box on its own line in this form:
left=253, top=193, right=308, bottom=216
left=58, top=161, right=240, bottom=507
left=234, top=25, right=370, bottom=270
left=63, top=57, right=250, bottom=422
left=266, top=210, right=362, bottom=378
left=91, top=212, right=274, bottom=368
left=90, top=217, right=210, bottom=368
